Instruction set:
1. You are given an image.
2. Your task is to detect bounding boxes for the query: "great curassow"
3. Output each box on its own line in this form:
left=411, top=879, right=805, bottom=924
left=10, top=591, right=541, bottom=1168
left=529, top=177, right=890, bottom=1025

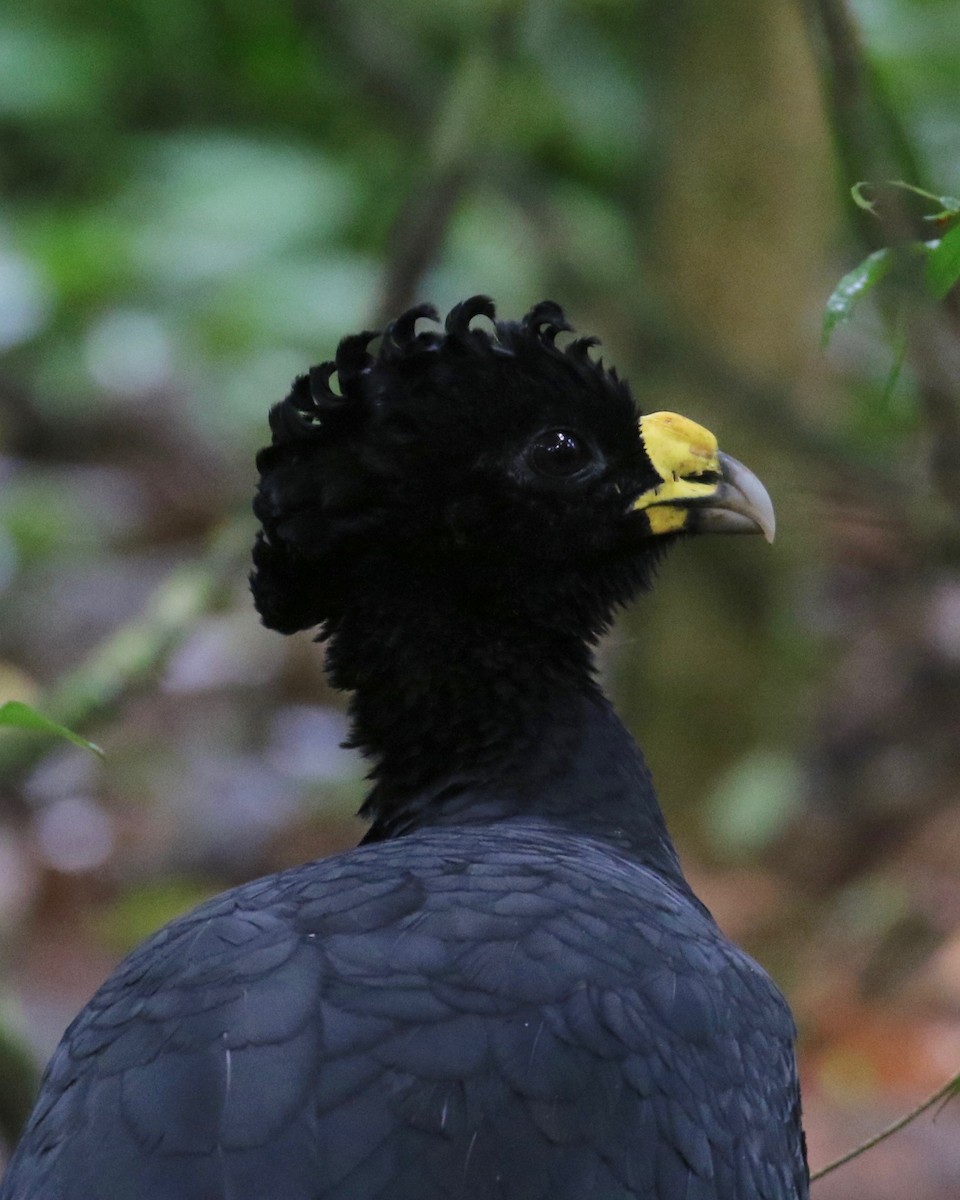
left=1, top=298, right=807, bottom=1199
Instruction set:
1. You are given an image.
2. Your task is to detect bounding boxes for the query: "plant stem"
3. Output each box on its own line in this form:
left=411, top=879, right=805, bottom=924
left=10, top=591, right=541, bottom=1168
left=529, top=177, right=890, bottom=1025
left=811, top=1070, right=960, bottom=1182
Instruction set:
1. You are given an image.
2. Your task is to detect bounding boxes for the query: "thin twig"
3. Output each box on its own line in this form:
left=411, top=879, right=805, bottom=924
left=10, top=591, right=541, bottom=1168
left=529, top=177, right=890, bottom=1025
left=811, top=1070, right=960, bottom=1181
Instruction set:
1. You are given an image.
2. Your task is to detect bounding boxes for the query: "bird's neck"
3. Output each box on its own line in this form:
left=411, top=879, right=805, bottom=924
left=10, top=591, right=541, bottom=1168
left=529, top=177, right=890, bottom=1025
left=325, top=595, right=686, bottom=883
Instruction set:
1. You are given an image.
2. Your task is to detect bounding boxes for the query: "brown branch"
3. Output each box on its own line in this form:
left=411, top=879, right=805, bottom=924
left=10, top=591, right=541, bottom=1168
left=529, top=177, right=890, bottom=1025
left=802, top=0, right=925, bottom=225
left=373, top=9, right=524, bottom=326
left=376, top=168, right=469, bottom=327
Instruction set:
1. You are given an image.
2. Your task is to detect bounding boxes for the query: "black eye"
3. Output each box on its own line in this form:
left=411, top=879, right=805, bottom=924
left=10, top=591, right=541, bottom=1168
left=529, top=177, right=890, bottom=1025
left=526, top=429, right=591, bottom=478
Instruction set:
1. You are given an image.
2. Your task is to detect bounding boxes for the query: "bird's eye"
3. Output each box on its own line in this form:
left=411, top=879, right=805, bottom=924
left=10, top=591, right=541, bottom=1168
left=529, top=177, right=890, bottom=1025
left=526, top=429, right=591, bottom=478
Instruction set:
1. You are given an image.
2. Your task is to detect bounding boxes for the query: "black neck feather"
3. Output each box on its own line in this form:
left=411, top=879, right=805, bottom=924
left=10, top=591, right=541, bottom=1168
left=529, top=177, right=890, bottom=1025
left=325, top=590, right=685, bottom=883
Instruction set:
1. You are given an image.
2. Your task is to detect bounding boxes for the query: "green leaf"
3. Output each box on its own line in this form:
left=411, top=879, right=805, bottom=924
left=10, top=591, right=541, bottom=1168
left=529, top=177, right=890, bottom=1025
left=822, top=248, right=893, bottom=347
left=925, top=222, right=960, bottom=300
left=0, top=700, right=104, bottom=758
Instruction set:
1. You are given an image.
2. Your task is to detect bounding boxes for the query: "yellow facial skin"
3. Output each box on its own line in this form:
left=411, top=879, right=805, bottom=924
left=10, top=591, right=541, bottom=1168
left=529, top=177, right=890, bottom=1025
left=633, top=412, right=776, bottom=543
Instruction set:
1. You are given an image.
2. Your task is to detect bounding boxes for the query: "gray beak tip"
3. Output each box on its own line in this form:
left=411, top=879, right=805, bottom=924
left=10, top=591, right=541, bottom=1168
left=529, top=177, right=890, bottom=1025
left=713, top=452, right=776, bottom=544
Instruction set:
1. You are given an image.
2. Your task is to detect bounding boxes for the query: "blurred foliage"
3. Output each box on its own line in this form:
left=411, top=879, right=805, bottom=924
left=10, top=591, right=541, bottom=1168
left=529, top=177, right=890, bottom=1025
left=822, top=180, right=960, bottom=411
left=0, top=1023, right=36, bottom=1155
left=2, top=0, right=960, bottom=1193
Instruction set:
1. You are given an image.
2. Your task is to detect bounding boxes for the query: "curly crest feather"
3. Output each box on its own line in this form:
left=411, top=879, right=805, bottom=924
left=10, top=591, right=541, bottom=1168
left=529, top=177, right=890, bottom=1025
left=251, top=297, right=633, bottom=636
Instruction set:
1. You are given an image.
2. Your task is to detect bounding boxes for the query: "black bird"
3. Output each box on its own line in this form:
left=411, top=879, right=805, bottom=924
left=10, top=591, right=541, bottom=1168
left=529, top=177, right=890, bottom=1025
left=1, top=298, right=805, bottom=1199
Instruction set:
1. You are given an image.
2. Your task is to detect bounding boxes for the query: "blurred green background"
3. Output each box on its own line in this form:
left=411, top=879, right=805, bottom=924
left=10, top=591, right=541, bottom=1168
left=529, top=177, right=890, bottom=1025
left=2, top=1, right=960, bottom=1194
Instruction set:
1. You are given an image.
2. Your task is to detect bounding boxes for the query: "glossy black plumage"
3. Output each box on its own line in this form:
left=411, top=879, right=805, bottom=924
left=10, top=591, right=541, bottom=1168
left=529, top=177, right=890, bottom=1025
left=1, top=299, right=808, bottom=1199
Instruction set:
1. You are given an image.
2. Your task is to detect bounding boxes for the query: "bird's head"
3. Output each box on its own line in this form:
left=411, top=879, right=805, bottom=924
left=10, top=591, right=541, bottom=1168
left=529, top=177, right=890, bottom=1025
left=251, top=297, right=774, bottom=644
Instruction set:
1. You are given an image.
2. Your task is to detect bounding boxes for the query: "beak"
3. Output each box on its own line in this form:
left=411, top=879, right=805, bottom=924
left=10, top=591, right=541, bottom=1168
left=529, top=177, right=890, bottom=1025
left=632, top=412, right=775, bottom=544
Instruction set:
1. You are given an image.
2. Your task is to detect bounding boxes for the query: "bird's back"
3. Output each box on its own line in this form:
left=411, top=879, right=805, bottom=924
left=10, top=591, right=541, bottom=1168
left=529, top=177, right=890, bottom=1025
left=2, top=821, right=806, bottom=1200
